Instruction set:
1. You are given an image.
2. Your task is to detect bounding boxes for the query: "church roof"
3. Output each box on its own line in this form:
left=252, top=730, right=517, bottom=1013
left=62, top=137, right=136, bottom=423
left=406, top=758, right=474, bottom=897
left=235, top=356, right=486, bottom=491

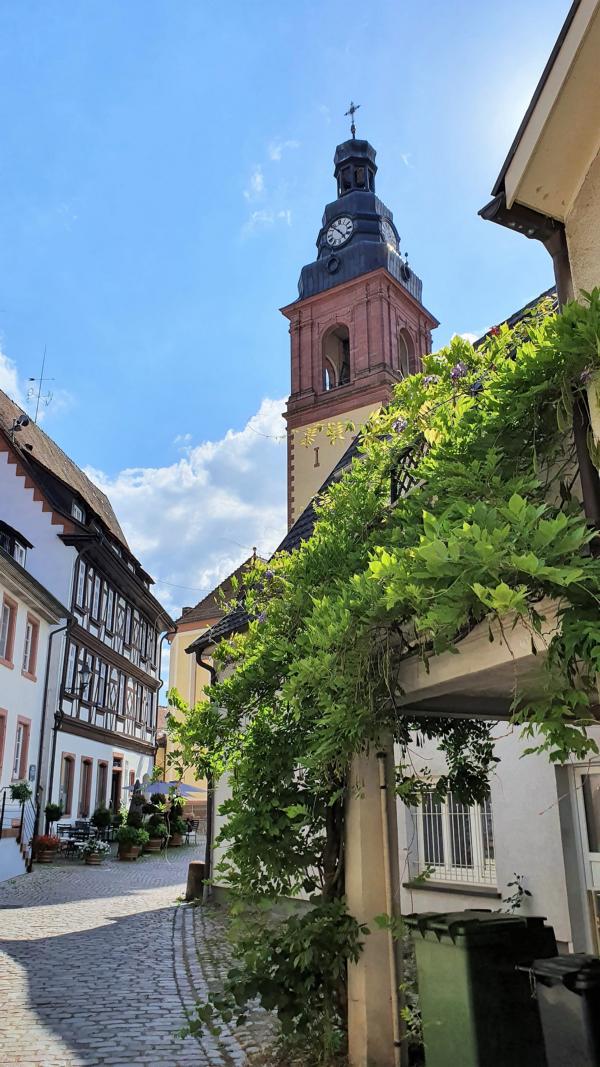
left=188, top=286, right=556, bottom=657
left=0, top=387, right=128, bottom=548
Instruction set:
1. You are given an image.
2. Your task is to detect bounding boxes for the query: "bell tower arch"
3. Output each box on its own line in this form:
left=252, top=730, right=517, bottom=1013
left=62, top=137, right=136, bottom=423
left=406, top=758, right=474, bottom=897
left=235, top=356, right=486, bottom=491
left=282, top=134, right=438, bottom=526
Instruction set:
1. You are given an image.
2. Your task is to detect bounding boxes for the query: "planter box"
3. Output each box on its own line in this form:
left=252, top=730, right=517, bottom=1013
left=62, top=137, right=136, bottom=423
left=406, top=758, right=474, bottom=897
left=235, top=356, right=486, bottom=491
left=168, top=833, right=183, bottom=848
left=36, top=849, right=55, bottom=864
left=85, top=854, right=104, bottom=865
left=118, top=844, right=141, bottom=861
left=144, top=838, right=163, bottom=853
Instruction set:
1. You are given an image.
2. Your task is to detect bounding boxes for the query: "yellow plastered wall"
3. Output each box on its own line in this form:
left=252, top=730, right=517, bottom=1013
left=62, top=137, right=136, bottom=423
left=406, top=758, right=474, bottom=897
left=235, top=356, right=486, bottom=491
left=163, top=625, right=212, bottom=793
left=566, top=146, right=600, bottom=298
left=290, top=401, right=379, bottom=525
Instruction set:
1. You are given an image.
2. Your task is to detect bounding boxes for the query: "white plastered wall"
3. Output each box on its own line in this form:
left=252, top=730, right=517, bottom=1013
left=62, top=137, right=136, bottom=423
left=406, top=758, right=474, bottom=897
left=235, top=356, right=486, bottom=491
left=52, top=731, right=153, bottom=822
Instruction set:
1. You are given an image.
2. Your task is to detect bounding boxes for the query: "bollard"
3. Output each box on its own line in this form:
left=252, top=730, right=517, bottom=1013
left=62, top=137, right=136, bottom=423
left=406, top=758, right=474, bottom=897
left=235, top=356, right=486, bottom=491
left=185, top=860, right=206, bottom=902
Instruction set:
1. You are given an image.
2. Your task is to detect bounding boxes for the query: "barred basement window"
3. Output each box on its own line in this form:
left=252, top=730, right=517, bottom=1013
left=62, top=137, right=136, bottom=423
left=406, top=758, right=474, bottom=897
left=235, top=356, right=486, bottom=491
left=414, top=791, right=496, bottom=886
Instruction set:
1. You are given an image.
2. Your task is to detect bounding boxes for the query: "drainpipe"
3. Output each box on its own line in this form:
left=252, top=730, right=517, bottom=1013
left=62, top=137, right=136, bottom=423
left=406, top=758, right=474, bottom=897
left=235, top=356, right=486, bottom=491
left=376, top=748, right=404, bottom=1067
left=197, top=648, right=217, bottom=904
left=35, top=620, right=69, bottom=836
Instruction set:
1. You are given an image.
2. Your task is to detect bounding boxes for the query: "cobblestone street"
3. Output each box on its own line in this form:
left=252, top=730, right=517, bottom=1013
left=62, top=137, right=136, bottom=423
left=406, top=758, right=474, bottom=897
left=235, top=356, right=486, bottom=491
left=0, top=847, right=272, bottom=1067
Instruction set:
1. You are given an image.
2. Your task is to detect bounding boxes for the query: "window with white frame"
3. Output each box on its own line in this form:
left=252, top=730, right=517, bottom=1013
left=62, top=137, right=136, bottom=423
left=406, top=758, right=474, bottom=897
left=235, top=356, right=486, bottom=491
left=413, top=790, right=496, bottom=886
left=71, top=501, right=85, bottom=523
left=0, top=597, right=16, bottom=663
left=22, top=615, right=39, bottom=677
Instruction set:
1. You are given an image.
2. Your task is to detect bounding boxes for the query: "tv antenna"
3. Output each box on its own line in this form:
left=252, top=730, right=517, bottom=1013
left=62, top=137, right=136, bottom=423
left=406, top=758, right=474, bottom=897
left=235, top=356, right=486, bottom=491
left=27, top=347, right=54, bottom=422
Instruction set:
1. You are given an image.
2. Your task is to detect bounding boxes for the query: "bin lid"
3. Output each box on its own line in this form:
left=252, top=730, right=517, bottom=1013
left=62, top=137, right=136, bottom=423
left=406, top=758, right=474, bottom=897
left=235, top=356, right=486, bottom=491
left=405, top=910, right=549, bottom=944
left=532, top=954, right=600, bottom=992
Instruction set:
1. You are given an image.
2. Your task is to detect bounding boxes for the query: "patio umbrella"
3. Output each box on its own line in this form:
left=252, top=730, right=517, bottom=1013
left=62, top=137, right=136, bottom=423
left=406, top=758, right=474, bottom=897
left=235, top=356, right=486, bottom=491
left=140, top=780, right=206, bottom=796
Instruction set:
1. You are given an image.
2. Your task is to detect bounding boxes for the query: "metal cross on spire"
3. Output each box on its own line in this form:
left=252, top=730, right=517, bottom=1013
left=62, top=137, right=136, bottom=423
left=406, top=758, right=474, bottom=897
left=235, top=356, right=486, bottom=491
left=345, top=100, right=360, bottom=139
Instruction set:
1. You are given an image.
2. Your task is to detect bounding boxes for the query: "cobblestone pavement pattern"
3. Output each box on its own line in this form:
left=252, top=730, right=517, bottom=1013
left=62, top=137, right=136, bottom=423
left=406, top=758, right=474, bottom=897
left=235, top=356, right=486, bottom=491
left=0, top=847, right=272, bottom=1067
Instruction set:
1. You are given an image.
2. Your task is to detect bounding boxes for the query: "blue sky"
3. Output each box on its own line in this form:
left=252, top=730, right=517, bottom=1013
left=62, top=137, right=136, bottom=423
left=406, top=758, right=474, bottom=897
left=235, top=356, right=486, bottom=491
left=0, top=0, right=571, bottom=613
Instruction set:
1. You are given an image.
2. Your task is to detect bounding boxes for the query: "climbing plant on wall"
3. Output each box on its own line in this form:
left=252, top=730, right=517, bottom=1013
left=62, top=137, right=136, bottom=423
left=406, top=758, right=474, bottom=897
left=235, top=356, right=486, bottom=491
left=169, top=290, right=600, bottom=1065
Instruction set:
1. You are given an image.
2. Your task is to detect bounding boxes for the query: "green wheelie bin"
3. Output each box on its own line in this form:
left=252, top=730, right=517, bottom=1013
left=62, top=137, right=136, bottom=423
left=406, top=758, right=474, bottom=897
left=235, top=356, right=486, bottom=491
left=405, top=910, right=557, bottom=1067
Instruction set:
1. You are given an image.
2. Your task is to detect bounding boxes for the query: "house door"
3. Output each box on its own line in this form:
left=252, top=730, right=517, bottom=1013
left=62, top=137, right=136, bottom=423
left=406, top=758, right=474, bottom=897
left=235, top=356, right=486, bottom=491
left=110, top=769, right=122, bottom=813
left=575, top=768, right=600, bottom=950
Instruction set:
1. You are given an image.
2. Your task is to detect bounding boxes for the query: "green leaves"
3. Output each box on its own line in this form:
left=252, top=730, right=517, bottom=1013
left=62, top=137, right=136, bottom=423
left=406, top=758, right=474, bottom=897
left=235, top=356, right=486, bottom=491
left=172, top=290, right=600, bottom=1061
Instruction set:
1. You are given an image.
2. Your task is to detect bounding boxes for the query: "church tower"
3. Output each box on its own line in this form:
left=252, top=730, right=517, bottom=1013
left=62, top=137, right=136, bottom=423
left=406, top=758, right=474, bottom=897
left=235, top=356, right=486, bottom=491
left=281, top=129, right=438, bottom=526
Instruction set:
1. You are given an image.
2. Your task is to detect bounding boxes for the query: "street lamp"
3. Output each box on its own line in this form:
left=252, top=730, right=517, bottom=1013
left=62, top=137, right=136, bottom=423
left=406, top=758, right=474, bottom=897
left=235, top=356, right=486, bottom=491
left=79, top=663, right=92, bottom=702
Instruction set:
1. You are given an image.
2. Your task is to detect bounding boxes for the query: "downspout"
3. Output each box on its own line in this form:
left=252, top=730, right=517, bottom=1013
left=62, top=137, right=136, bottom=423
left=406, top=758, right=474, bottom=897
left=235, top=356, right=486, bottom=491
left=35, top=619, right=69, bottom=836
left=197, top=648, right=217, bottom=905
left=376, top=748, right=404, bottom=1067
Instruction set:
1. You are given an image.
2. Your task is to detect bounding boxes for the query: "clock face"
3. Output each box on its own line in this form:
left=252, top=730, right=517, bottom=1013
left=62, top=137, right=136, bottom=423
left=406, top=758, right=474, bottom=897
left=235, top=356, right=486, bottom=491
left=381, top=218, right=397, bottom=248
left=326, top=216, right=354, bottom=248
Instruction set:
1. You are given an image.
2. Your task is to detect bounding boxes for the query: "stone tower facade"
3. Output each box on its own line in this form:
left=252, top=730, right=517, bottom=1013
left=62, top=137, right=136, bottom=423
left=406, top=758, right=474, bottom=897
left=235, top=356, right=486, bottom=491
left=282, top=137, right=438, bottom=526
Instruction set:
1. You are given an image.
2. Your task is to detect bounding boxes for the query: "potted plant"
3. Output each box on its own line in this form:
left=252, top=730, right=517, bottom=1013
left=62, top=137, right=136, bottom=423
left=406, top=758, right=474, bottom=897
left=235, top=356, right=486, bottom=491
left=44, top=802, right=62, bottom=831
left=35, top=834, right=60, bottom=863
left=145, top=816, right=167, bottom=852
left=168, top=816, right=187, bottom=848
left=116, top=825, right=149, bottom=861
left=10, top=781, right=33, bottom=803
left=81, top=839, right=111, bottom=866
left=91, top=806, right=112, bottom=836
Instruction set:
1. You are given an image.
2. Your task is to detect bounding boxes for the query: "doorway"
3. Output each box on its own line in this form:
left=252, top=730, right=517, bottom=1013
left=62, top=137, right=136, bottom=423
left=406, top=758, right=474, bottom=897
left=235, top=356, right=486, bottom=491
left=575, top=768, right=600, bottom=951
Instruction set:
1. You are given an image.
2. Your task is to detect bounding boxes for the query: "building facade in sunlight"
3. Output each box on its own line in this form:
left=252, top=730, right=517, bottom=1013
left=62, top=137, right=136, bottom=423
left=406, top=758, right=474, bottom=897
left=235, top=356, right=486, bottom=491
left=0, top=389, right=173, bottom=866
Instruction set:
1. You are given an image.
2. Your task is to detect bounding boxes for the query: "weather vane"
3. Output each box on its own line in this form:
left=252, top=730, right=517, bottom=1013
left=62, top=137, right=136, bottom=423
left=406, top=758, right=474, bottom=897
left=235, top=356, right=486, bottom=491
left=345, top=100, right=360, bottom=139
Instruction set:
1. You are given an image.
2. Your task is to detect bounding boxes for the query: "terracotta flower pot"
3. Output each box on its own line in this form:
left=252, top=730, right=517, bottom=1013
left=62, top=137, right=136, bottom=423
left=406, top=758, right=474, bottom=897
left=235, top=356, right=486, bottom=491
left=118, top=844, right=141, bottom=861
left=145, top=837, right=162, bottom=853
left=36, top=849, right=55, bottom=864
left=85, top=854, right=103, bottom=865
left=168, top=833, right=183, bottom=848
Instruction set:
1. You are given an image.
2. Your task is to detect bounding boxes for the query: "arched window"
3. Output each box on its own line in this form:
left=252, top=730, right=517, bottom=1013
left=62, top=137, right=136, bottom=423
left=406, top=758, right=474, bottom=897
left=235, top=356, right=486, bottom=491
left=398, top=328, right=415, bottom=377
left=323, top=325, right=351, bottom=391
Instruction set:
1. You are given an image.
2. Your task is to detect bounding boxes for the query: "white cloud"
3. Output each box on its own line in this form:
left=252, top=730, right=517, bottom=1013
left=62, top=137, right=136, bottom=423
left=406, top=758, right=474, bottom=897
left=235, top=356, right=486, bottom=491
left=453, top=331, right=485, bottom=344
left=400, top=152, right=412, bottom=168
left=85, top=397, right=288, bottom=620
left=242, top=208, right=292, bottom=237
left=268, top=139, right=300, bottom=161
left=243, top=165, right=265, bottom=201
left=0, top=348, right=26, bottom=407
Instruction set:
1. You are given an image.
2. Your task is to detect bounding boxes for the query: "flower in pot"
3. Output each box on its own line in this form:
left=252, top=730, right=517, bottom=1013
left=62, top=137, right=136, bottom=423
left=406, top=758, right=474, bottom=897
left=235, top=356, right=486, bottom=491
left=116, top=825, right=149, bottom=861
left=145, top=816, right=167, bottom=852
left=35, top=834, right=60, bottom=863
left=91, top=806, right=112, bottom=837
left=44, top=802, right=63, bottom=830
left=10, top=781, right=33, bottom=804
left=168, top=816, right=188, bottom=847
left=81, top=839, right=111, bottom=866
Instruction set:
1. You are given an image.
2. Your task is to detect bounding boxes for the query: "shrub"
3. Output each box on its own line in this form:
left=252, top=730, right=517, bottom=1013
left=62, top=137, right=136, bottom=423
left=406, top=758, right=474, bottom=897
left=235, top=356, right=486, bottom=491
left=91, top=806, right=112, bottom=829
left=44, top=802, right=63, bottom=822
left=150, top=792, right=165, bottom=806
left=170, top=816, right=188, bottom=836
left=116, top=825, right=149, bottom=847
left=147, top=815, right=168, bottom=836
left=10, top=781, right=32, bottom=803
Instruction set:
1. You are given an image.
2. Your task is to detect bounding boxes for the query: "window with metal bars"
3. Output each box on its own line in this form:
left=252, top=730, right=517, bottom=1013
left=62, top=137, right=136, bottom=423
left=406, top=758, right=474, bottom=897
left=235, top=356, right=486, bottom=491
left=414, top=790, right=496, bottom=886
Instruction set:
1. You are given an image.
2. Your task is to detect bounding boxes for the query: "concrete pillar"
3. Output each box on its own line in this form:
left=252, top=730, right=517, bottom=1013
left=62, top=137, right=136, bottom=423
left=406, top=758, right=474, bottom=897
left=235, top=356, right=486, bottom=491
left=345, top=741, right=403, bottom=1067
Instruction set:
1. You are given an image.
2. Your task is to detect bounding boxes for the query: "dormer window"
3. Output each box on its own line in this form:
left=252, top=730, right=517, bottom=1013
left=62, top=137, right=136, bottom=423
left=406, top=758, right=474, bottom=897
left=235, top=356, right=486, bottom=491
left=72, top=501, right=85, bottom=523
left=0, top=521, right=31, bottom=567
